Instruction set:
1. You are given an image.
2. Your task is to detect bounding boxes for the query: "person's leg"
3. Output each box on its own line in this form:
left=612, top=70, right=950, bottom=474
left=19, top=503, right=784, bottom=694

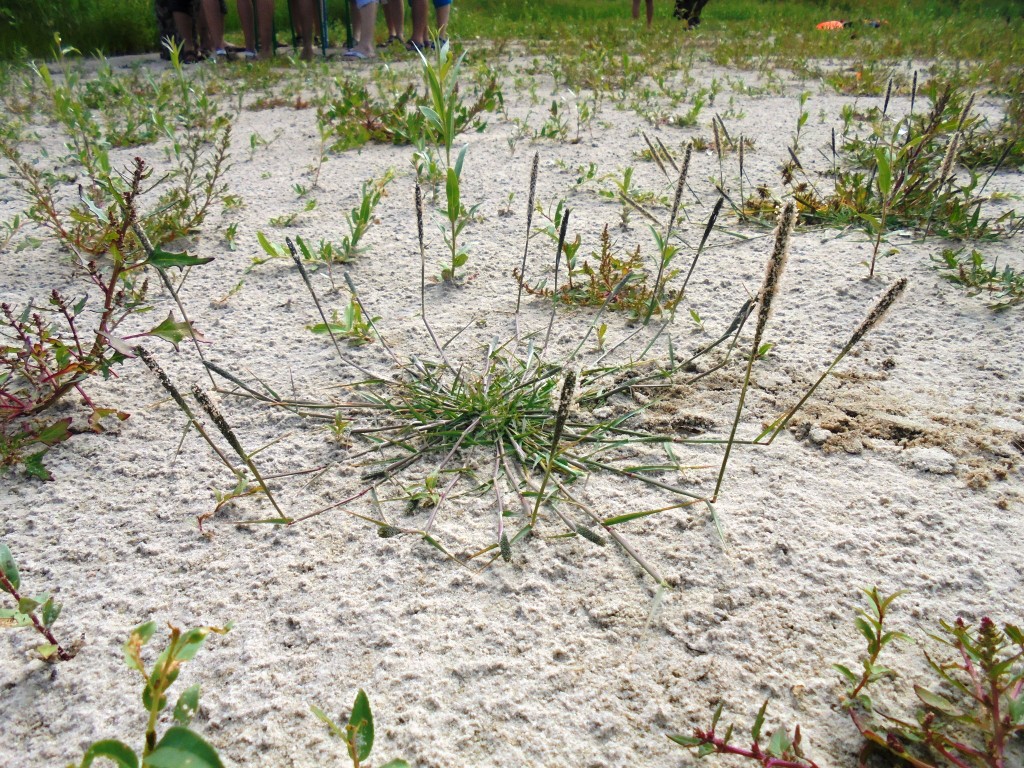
left=433, top=0, right=449, bottom=40
left=632, top=0, right=640, bottom=21
left=201, top=0, right=225, bottom=52
left=392, top=0, right=404, bottom=38
left=409, top=0, right=427, bottom=46
left=236, top=0, right=257, bottom=52
left=289, top=0, right=315, bottom=59
left=690, top=0, right=708, bottom=25
left=255, top=0, right=274, bottom=59
left=171, top=0, right=198, bottom=55
left=350, top=0, right=360, bottom=44
left=350, top=0, right=378, bottom=56
left=645, top=0, right=653, bottom=26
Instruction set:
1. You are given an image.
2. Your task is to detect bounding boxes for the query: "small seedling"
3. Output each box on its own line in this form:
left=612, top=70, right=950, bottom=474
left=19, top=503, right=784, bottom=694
left=0, top=543, right=72, bottom=661
left=308, top=297, right=379, bottom=347
left=312, top=689, right=409, bottom=768
left=439, top=147, right=480, bottom=284
left=934, top=247, right=1024, bottom=309
left=224, top=222, right=238, bottom=251
left=74, top=620, right=231, bottom=768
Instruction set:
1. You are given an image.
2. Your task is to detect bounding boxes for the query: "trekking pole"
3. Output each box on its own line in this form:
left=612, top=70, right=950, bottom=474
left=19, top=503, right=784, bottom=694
left=341, top=0, right=353, bottom=49
left=319, top=0, right=329, bottom=55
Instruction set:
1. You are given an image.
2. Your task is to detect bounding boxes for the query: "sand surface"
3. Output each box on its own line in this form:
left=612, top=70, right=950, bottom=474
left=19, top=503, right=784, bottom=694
left=2, top=46, right=1023, bottom=767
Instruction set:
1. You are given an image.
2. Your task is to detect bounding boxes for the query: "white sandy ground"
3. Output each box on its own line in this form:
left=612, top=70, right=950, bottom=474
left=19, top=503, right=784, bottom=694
left=1, top=45, right=1022, bottom=768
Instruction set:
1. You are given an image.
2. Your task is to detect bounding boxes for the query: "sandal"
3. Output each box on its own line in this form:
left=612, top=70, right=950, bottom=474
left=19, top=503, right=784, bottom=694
left=179, top=49, right=202, bottom=64
left=405, top=39, right=434, bottom=52
left=377, top=34, right=403, bottom=48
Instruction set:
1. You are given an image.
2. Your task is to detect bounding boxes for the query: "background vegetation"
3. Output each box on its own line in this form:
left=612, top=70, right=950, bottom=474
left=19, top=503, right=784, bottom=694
left=1, top=0, right=1022, bottom=64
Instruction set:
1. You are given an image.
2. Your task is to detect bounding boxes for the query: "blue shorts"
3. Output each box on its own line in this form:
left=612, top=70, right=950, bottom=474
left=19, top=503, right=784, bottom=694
left=408, top=0, right=451, bottom=7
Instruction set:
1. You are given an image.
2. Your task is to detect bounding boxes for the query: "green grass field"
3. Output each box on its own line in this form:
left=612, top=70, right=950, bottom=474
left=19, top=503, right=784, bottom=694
left=2, top=0, right=1022, bottom=79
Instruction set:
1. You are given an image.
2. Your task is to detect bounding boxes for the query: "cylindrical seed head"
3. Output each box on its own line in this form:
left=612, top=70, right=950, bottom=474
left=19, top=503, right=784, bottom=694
left=191, top=385, right=245, bottom=458
left=937, top=131, right=961, bottom=188
left=752, top=201, right=796, bottom=350
left=415, top=183, right=425, bottom=248
left=575, top=524, right=607, bottom=546
left=135, top=345, right=194, bottom=418
left=551, top=369, right=577, bottom=449
left=847, top=277, right=907, bottom=349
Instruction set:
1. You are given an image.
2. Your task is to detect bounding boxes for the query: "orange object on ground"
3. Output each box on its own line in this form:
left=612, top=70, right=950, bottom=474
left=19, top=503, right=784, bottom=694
left=816, top=20, right=847, bottom=30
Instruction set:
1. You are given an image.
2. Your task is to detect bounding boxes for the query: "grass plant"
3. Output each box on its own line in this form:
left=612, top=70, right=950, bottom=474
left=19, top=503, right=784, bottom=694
left=785, top=84, right=1018, bottom=249
left=191, top=158, right=908, bottom=592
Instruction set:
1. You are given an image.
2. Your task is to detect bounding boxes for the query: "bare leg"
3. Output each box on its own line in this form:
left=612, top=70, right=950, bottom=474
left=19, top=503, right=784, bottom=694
left=290, top=0, right=315, bottom=59
left=172, top=10, right=197, bottom=53
left=434, top=2, right=449, bottom=40
left=352, top=0, right=378, bottom=56
left=201, top=0, right=225, bottom=51
left=236, top=0, right=256, bottom=52
left=646, top=0, right=653, bottom=26
left=255, top=0, right=274, bottom=59
left=383, top=0, right=404, bottom=39
left=409, top=0, right=427, bottom=46
left=632, top=0, right=640, bottom=20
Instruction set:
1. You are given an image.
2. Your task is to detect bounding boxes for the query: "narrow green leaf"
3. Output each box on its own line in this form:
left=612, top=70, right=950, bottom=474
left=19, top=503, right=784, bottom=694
left=854, top=617, right=876, bottom=644
left=311, top=704, right=348, bottom=741
left=602, top=509, right=662, bottom=526
left=0, top=544, right=20, bottom=593
left=667, top=734, right=704, bottom=747
left=348, top=689, right=374, bottom=762
left=378, top=761, right=410, bottom=768
left=914, top=685, right=960, bottom=715
left=875, top=147, right=892, bottom=197
left=80, top=740, right=139, bottom=768
left=710, top=702, right=723, bottom=730
left=1004, top=624, right=1023, bottom=645
left=418, top=105, right=443, bottom=131
left=143, top=726, right=224, bottom=768
left=832, top=663, right=859, bottom=684
left=454, top=145, right=468, bottom=177
left=445, top=167, right=460, bottom=222
left=751, top=698, right=769, bottom=742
